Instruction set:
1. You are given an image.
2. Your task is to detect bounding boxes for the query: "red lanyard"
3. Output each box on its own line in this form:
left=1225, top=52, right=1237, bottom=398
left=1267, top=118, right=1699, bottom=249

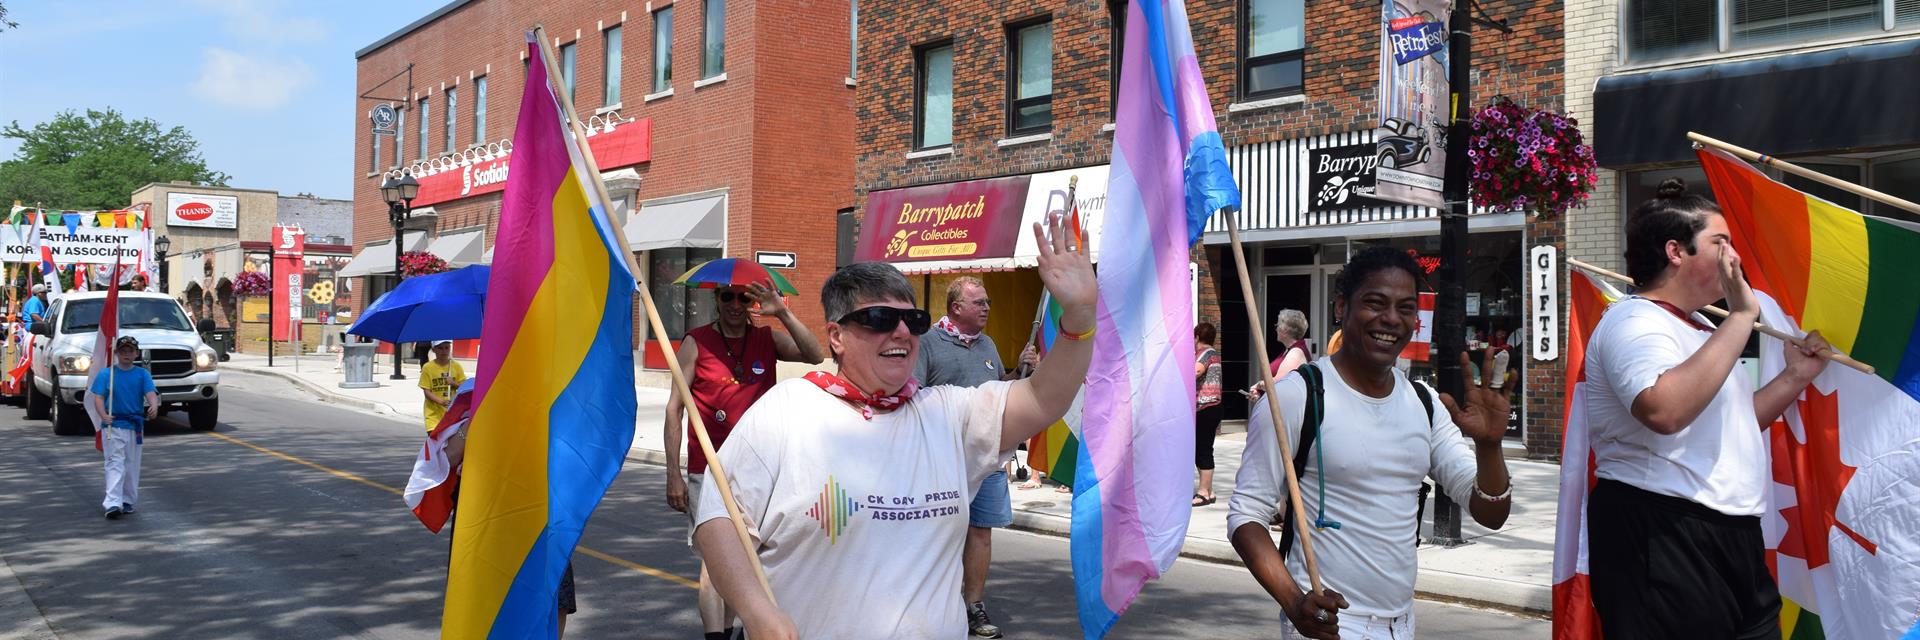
left=1636, top=297, right=1715, bottom=332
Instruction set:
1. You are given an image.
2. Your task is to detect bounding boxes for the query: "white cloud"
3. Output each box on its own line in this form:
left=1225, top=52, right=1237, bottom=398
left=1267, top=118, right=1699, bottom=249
left=191, top=48, right=313, bottom=110
left=192, top=0, right=328, bottom=44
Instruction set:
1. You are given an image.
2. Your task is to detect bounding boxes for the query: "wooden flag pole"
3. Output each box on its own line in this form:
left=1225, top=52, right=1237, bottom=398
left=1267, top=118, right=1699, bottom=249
left=530, top=25, right=776, bottom=603
left=1222, top=206, right=1325, bottom=594
left=1565, top=258, right=1873, bottom=374
left=1688, top=132, right=1920, bottom=217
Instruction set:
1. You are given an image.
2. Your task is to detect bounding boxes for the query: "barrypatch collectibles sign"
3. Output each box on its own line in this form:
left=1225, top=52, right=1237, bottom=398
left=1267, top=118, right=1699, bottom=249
left=1308, top=143, right=1390, bottom=212
left=856, top=175, right=1031, bottom=265
left=167, top=192, right=239, bottom=229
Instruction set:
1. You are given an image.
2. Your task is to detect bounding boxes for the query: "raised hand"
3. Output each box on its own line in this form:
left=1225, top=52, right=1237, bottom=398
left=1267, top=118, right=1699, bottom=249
left=1718, top=243, right=1758, bottom=318
left=1032, top=212, right=1097, bottom=318
left=1440, top=351, right=1513, bottom=446
left=745, top=280, right=787, bottom=316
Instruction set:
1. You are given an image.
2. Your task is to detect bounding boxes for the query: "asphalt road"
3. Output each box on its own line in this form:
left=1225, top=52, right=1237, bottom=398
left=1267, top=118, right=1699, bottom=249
left=0, top=370, right=1548, bottom=639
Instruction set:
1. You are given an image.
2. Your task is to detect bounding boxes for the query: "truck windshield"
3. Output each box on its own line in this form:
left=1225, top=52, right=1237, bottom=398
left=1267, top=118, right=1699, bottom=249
left=60, top=299, right=194, bottom=333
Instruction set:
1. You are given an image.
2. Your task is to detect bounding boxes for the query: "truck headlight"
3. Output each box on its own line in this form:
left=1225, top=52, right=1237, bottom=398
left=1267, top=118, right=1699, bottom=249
left=194, top=347, right=217, bottom=372
left=58, top=354, right=91, bottom=375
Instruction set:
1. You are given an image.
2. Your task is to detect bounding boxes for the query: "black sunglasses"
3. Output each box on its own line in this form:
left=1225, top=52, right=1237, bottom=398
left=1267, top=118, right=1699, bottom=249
left=717, top=290, right=748, bottom=304
left=837, top=306, right=932, bottom=336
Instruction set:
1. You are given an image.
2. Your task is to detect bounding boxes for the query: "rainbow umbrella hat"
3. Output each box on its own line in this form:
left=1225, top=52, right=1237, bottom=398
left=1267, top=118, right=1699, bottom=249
left=673, top=257, right=799, bottom=295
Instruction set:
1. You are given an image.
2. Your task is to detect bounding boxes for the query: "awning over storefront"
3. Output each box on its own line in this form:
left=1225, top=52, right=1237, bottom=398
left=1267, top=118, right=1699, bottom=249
left=337, top=230, right=428, bottom=277
left=426, top=226, right=486, bottom=266
left=858, top=167, right=1111, bottom=274
left=1593, top=38, right=1920, bottom=167
left=625, top=192, right=725, bottom=252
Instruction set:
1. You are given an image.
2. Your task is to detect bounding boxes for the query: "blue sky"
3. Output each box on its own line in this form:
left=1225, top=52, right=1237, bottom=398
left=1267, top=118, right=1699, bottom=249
left=0, top=1, right=447, bottom=201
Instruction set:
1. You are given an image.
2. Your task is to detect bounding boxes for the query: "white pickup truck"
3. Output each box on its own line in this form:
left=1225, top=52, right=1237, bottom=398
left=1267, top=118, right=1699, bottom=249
left=25, top=291, right=221, bottom=435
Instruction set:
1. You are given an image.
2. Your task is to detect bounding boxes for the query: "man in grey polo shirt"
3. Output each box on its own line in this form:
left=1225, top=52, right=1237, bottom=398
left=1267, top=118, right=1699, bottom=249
left=914, top=276, right=1037, bottom=639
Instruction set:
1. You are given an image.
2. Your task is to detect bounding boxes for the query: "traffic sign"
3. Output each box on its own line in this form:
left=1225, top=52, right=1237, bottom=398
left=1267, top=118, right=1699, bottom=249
left=755, top=251, right=797, bottom=270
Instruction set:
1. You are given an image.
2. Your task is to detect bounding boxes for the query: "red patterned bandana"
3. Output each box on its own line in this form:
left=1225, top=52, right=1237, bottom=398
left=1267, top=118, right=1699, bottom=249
left=935, top=315, right=983, bottom=347
left=804, top=371, right=919, bottom=420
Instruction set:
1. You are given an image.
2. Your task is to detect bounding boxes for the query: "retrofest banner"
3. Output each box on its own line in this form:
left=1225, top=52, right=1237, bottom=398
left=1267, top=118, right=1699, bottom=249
left=0, top=225, right=142, bottom=265
left=1373, top=0, right=1451, bottom=209
left=856, top=175, right=1031, bottom=265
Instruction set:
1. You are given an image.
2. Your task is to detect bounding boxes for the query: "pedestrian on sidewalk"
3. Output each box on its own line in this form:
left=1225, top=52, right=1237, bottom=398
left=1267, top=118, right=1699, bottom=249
left=1193, top=322, right=1223, bottom=508
left=1581, top=179, right=1830, bottom=639
left=1245, top=309, right=1310, bottom=402
left=694, top=216, right=1094, bottom=639
left=1228, top=247, right=1514, bottom=640
left=420, top=340, right=466, bottom=432
left=91, top=336, right=158, bottom=519
left=912, top=276, right=1039, bottom=639
left=664, top=280, right=825, bottom=640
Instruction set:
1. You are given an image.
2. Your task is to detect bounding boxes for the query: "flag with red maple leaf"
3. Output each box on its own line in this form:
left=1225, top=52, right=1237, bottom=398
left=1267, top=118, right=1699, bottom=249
left=1757, top=292, right=1920, bottom=640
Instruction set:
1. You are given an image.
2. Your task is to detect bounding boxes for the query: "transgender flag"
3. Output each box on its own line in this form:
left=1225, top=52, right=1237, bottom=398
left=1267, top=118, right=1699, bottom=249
left=1073, top=1, right=1239, bottom=637
left=441, top=32, right=637, bottom=638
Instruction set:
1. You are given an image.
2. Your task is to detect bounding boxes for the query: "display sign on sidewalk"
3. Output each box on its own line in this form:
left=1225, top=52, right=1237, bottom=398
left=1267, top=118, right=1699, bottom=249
left=272, top=225, right=306, bottom=342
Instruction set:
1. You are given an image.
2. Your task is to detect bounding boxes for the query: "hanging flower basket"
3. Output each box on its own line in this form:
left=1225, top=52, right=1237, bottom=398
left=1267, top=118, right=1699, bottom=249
left=233, top=270, right=271, bottom=297
left=399, top=251, right=450, bottom=278
left=1467, top=97, right=1599, bottom=220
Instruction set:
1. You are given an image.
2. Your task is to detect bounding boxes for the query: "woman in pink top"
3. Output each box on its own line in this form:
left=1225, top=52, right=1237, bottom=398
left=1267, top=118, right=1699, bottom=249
left=1268, top=309, right=1312, bottom=378
left=1193, top=322, right=1224, bottom=506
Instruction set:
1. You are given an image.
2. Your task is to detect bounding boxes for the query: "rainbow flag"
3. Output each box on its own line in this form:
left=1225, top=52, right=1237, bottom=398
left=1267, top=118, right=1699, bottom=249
left=1024, top=292, right=1081, bottom=488
left=1700, top=146, right=1920, bottom=401
left=1073, top=0, right=1238, bottom=636
left=442, top=32, right=637, bottom=638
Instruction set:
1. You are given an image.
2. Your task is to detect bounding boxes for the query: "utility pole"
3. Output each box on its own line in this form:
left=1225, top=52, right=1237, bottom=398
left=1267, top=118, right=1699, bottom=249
left=1431, top=0, right=1508, bottom=548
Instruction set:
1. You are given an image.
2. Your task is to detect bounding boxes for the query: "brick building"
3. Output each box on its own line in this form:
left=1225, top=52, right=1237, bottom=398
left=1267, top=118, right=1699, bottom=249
left=347, top=0, right=855, bottom=366
left=854, top=0, right=1565, bottom=455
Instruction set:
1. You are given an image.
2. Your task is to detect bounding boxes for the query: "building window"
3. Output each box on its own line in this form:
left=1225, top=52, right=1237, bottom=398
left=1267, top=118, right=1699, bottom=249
left=1110, top=1, right=1127, bottom=118
left=648, top=247, right=723, bottom=342
left=394, top=109, right=405, bottom=166
left=702, top=0, right=726, bottom=79
left=474, top=76, right=487, bottom=145
left=417, top=98, right=430, bottom=160
left=559, top=42, right=578, bottom=102
left=444, top=88, right=457, bottom=153
left=370, top=119, right=381, bottom=172
left=914, top=42, right=954, bottom=150
left=1240, top=0, right=1305, bottom=100
left=850, top=0, right=859, bottom=78
left=653, top=7, right=674, bottom=93
left=1627, top=0, right=1920, bottom=64
left=604, top=25, right=624, bottom=105
left=1007, top=19, right=1053, bottom=135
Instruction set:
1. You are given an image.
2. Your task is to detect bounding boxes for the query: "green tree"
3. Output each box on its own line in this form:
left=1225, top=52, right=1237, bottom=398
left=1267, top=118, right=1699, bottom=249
left=0, top=108, right=230, bottom=210
left=1, top=2, right=17, bottom=32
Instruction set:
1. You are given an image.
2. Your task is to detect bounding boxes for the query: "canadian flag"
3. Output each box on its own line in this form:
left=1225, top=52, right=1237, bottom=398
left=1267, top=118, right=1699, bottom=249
left=404, top=379, right=475, bottom=533
left=1398, top=292, right=1436, bottom=361
left=1550, top=269, right=1620, bottom=639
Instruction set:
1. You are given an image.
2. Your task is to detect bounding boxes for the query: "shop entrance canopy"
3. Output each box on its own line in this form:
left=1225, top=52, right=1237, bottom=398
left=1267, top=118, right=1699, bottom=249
left=338, top=230, right=429, bottom=277
left=626, top=192, right=725, bottom=252
left=855, top=165, right=1107, bottom=274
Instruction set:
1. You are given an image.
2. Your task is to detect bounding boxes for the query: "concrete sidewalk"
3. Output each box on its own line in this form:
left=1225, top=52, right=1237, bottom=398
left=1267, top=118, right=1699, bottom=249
left=222, top=353, right=1554, bottom=614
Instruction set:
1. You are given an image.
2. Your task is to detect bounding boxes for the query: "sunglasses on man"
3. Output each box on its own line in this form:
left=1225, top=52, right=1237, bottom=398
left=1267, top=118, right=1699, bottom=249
left=836, top=306, right=932, bottom=336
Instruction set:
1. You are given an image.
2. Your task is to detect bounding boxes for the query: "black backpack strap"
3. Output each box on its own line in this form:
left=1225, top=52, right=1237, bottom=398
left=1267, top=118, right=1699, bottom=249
left=1410, top=378, right=1438, bottom=547
left=1276, top=363, right=1324, bottom=561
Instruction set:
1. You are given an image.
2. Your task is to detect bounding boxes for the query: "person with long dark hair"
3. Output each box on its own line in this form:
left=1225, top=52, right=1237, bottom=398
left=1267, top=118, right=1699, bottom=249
left=1193, top=322, right=1224, bottom=506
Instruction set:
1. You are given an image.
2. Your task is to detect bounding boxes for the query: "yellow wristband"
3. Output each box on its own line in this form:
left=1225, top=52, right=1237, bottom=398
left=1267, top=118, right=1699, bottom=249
left=1059, top=322, right=1096, bottom=341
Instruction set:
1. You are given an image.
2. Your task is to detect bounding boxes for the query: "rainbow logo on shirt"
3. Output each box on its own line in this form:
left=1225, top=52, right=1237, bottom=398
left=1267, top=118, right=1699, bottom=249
left=806, top=476, right=862, bottom=544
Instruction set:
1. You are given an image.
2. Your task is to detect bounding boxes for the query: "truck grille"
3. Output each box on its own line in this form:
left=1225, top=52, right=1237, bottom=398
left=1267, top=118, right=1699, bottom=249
left=144, top=348, right=195, bottom=379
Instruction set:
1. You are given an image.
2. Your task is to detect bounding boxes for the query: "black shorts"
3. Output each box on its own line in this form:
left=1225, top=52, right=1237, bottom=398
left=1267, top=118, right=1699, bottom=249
left=1587, top=479, right=1780, bottom=640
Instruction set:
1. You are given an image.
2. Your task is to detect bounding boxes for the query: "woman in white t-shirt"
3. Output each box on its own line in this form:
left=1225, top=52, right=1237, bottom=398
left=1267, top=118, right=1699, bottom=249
left=694, top=213, right=1099, bottom=640
left=1582, top=178, right=1832, bottom=639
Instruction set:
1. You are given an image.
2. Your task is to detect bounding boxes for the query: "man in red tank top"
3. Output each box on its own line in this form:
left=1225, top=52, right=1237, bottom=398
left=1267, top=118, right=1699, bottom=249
left=664, top=280, right=824, bottom=640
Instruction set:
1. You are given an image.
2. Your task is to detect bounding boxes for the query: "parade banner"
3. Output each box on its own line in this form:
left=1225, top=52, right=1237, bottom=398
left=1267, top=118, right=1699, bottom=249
left=0, top=224, right=142, bottom=265
left=1373, top=0, right=1451, bottom=209
left=271, top=225, right=305, bottom=342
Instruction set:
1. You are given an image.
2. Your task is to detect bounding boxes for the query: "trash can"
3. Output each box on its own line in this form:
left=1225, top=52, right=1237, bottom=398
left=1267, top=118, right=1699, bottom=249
left=202, top=329, right=236, bottom=362
left=340, top=343, right=381, bottom=389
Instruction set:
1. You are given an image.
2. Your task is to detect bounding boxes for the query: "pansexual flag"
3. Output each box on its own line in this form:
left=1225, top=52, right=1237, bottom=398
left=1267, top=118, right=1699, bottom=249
left=1074, top=0, right=1239, bottom=636
left=442, top=32, right=638, bottom=639
left=1700, top=146, right=1920, bottom=401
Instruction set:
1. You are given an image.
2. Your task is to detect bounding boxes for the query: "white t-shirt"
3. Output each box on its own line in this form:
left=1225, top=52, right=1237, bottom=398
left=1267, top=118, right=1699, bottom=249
left=696, top=378, right=1012, bottom=639
left=1227, top=358, right=1480, bottom=620
left=1581, top=297, right=1766, bottom=516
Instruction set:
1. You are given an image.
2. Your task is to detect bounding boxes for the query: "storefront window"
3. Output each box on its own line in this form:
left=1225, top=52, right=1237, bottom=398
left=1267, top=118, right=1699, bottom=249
left=1873, top=154, right=1920, bottom=223
left=648, top=247, right=723, bottom=341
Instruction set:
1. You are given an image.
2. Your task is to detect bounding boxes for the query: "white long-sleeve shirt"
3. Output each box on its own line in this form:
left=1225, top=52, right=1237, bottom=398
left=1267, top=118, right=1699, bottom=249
left=1228, top=358, right=1480, bottom=619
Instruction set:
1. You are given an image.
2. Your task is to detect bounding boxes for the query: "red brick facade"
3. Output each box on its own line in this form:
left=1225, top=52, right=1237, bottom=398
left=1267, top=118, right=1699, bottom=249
left=855, top=0, right=1568, bottom=457
left=353, top=0, right=854, bottom=340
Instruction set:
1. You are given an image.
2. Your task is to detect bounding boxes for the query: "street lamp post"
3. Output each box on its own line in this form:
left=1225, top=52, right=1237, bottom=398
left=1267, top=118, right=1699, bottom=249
left=380, top=175, right=419, bottom=381
left=154, top=235, right=172, bottom=293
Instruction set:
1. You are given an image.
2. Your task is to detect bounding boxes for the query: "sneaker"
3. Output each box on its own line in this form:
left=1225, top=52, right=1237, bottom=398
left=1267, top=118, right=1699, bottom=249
left=121, top=503, right=135, bottom=515
left=968, top=602, right=1002, bottom=638
left=104, top=506, right=123, bottom=520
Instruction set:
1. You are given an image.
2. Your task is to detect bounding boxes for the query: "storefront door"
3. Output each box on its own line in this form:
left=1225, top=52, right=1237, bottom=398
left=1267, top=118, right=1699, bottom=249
left=1262, top=270, right=1319, bottom=373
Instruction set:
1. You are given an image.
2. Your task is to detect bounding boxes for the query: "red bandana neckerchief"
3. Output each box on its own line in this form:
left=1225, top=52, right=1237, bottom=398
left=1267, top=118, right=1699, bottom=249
left=934, top=316, right=983, bottom=347
left=804, top=371, right=918, bottom=420
left=1634, top=296, right=1715, bottom=332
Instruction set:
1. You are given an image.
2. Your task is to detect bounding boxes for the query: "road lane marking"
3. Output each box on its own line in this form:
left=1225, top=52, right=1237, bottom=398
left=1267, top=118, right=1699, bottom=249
left=205, top=431, right=698, bottom=589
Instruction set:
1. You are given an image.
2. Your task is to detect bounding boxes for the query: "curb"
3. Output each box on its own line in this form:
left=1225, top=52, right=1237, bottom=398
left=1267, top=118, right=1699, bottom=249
left=221, top=363, right=408, bottom=417
left=0, top=553, right=58, bottom=640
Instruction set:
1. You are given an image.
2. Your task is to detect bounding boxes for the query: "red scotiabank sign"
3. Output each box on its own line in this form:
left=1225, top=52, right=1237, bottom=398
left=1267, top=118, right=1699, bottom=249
left=409, top=118, right=653, bottom=207
left=855, top=175, right=1031, bottom=264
